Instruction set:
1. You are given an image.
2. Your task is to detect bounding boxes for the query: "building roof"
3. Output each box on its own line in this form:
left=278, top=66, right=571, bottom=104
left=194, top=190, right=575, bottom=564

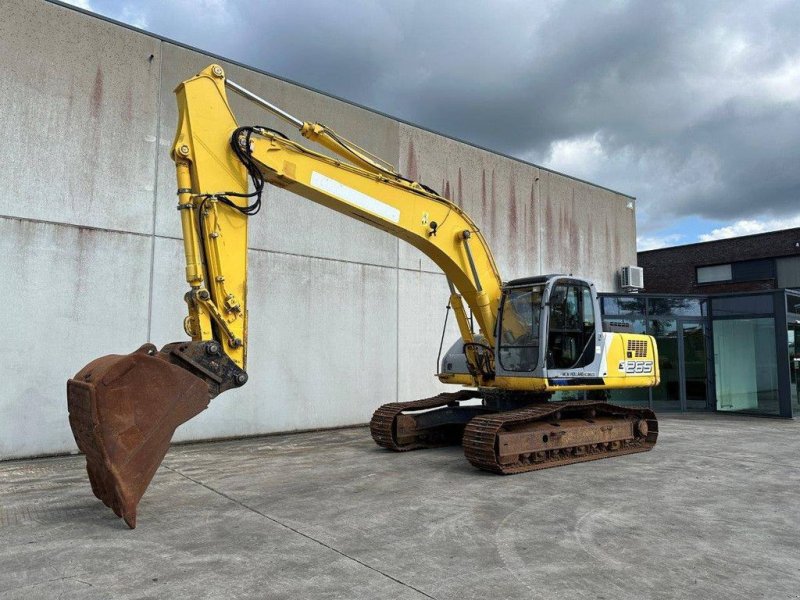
left=638, top=227, right=800, bottom=256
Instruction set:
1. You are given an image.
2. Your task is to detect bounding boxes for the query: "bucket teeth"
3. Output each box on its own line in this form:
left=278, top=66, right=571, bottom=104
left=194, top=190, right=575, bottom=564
left=67, top=345, right=210, bottom=528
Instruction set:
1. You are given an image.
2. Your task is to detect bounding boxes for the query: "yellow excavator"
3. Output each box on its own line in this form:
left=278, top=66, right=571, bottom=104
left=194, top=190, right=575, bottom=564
left=67, top=65, right=659, bottom=528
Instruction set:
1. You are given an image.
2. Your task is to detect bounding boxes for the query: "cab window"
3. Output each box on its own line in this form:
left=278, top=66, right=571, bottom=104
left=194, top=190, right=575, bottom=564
left=498, top=286, right=543, bottom=372
left=547, top=283, right=596, bottom=369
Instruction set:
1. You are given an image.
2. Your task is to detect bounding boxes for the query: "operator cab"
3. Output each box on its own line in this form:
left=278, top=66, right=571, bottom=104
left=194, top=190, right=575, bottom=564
left=439, top=275, right=604, bottom=383
left=497, top=275, right=600, bottom=375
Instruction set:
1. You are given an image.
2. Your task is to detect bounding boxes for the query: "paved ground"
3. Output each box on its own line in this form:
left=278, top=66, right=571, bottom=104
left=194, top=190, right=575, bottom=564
left=2, top=414, right=800, bottom=599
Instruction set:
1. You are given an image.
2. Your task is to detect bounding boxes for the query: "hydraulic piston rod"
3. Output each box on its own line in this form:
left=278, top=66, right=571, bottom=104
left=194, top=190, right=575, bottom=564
left=225, top=78, right=304, bottom=129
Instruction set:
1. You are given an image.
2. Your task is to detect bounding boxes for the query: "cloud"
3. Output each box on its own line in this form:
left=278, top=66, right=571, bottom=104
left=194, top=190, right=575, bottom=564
left=636, top=233, right=686, bottom=252
left=70, top=0, right=800, bottom=242
left=699, top=216, right=800, bottom=242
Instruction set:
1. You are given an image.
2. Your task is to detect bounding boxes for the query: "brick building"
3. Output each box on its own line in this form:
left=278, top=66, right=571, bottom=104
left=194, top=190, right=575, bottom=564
left=600, top=228, right=800, bottom=418
left=638, top=227, right=800, bottom=294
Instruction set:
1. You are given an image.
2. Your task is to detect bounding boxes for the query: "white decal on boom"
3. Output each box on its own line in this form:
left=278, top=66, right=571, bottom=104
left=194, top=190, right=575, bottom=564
left=310, top=172, right=400, bottom=223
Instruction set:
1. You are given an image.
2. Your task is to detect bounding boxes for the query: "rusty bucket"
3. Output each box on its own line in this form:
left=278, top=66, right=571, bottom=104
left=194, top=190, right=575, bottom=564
left=67, top=344, right=210, bottom=528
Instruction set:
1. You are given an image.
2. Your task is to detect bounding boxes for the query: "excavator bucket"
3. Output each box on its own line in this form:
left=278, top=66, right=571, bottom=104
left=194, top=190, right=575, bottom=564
left=66, top=344, right=210, bottom=528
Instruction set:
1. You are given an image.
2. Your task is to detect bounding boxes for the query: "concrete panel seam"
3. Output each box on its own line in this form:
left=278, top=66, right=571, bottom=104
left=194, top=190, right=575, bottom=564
left=158, top=234, right=448, bottom=277
left=147, top=41, right=164, bottom=342
left=535, top=170, right=542, bottom=274
left=0, top=215, right=153, bottom=238
left=0, top=215, right=447, bottom=277
left=159, top=463, right=437, bottom=599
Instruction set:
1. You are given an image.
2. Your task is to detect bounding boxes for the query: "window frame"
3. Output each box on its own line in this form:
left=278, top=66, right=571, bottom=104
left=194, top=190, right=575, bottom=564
left=696, top=263, right=733, bottom=285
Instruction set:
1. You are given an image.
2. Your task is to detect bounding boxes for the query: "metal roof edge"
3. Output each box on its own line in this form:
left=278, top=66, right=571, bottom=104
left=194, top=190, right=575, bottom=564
left=638, top=226, right=800, bottom=255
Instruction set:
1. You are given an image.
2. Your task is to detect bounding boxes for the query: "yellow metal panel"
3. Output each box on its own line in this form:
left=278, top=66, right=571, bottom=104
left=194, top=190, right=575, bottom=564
left=247, top=133, right=504, bottom=346
left=172, top=65, right=248, bottom=368
left=603, top=332, right=661, bottom=388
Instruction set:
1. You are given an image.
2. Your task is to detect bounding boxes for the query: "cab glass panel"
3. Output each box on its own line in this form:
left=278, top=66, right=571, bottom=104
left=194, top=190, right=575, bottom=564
left=547, top=282, right=596, bottom=369
left=498, top=285, right=544, bottom=372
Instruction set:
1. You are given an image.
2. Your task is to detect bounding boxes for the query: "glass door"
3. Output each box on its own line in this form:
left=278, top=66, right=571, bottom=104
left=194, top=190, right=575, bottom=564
left=650, top=319, right=710, bottom=412
left=651, top=319, right=680, bottom=411
left=681, top=321, right=708, bottom=411
left=790, top=325, right=800, bottom=412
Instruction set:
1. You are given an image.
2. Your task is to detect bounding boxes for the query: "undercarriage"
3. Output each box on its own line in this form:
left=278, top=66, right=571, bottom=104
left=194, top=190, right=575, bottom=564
left=370, top=391, right=657, bottom=474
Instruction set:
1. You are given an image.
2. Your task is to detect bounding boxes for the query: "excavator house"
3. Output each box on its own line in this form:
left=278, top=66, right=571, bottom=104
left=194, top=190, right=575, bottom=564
left=67, top=65, right=659, bottom=528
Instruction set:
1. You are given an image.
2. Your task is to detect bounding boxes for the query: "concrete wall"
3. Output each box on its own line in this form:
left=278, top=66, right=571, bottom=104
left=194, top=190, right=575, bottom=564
left=0, top=0, right=638, bottom=459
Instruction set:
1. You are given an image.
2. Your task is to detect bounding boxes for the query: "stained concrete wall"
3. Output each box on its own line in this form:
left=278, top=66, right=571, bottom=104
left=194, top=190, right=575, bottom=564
left=0, top=0, right=637, bottom=459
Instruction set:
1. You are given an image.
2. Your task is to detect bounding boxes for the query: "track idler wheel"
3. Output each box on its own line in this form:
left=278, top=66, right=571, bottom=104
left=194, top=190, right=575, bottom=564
left=67, top=344, right=210, bottom=528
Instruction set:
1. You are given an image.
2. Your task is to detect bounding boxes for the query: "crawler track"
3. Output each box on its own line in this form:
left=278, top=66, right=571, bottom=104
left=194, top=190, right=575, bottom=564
left=462, top=401, right=658, bottom=474
left=370, top=390, right=481, bottom=451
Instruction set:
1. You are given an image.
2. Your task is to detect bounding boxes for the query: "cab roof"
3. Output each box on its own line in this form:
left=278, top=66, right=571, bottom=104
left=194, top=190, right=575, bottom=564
left=504, top=274, right=567, bottom=287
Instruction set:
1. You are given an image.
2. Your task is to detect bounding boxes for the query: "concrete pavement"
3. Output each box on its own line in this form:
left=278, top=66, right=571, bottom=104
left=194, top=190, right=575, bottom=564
left=2, top=414, right=800, bottom=599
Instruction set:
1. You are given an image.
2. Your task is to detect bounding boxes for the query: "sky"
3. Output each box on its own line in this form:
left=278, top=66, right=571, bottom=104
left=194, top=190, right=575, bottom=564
left=64, top=0, right=800, bottom=250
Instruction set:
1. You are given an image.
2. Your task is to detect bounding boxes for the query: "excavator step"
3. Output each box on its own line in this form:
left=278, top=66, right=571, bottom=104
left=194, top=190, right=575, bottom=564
left=462, top=401, right=658, bottom=474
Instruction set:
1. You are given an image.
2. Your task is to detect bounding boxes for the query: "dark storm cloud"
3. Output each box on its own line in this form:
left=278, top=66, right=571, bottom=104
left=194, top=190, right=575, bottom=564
left=79, top=0, right=800, bottom=237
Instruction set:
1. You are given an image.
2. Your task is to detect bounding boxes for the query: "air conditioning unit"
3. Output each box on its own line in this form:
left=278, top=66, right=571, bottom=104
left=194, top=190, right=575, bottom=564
left=620, top=265, right=644, bottom=291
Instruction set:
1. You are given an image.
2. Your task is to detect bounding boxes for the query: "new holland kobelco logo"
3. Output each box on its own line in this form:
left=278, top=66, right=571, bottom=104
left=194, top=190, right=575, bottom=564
left=618, top=360, right=654, bottom=375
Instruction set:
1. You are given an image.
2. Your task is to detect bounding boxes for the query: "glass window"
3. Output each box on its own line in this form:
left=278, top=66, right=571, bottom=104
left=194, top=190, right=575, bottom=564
left=561, top=286, right=580, bottom=330
left=697, top=264, right=732, bottom=283
left=648, top=297, right=704, bottom=317
left=608, top=387, right=650, bottom=408
left=777, top=257, right=800, bottom=290
left=549, top=284, right=568, bottom=329
left=498, top=286, right=543, bottom=372
left=582, top=287, right=595, bottom=329
left=682, top=322, right=708, bottom=410
left=714, top=317, right=779, bottom=415
left=649, top=319, right=680, bottom=411
left=732, top=259, right=775, bottom=282
left=549, top=284, right=584, bottom=331
left=550, top=390, right=586, bottom=402
left=602, top=296, right=646, bottom=316
left=603, top=317, right=646, bottom=334
left=789, top=325, right=799, bottom=415
left=547, top=283, right=596, bottom=369
left=712, top=294, right=774, bottom=316
left=786, top=293, right=800, bottom=314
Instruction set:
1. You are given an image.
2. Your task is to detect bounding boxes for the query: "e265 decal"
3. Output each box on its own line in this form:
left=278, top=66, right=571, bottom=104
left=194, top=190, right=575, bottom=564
left=618, top=360, right=654, bottom=375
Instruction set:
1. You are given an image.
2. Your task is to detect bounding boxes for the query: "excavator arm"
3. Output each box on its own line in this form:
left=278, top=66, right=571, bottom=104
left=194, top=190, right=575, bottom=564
left=171, top=64, right=503, bottom=372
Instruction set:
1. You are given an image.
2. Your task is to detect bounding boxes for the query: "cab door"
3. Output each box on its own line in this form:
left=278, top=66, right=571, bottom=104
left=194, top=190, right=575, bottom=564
left=544, top=280, right=601, bottom=376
